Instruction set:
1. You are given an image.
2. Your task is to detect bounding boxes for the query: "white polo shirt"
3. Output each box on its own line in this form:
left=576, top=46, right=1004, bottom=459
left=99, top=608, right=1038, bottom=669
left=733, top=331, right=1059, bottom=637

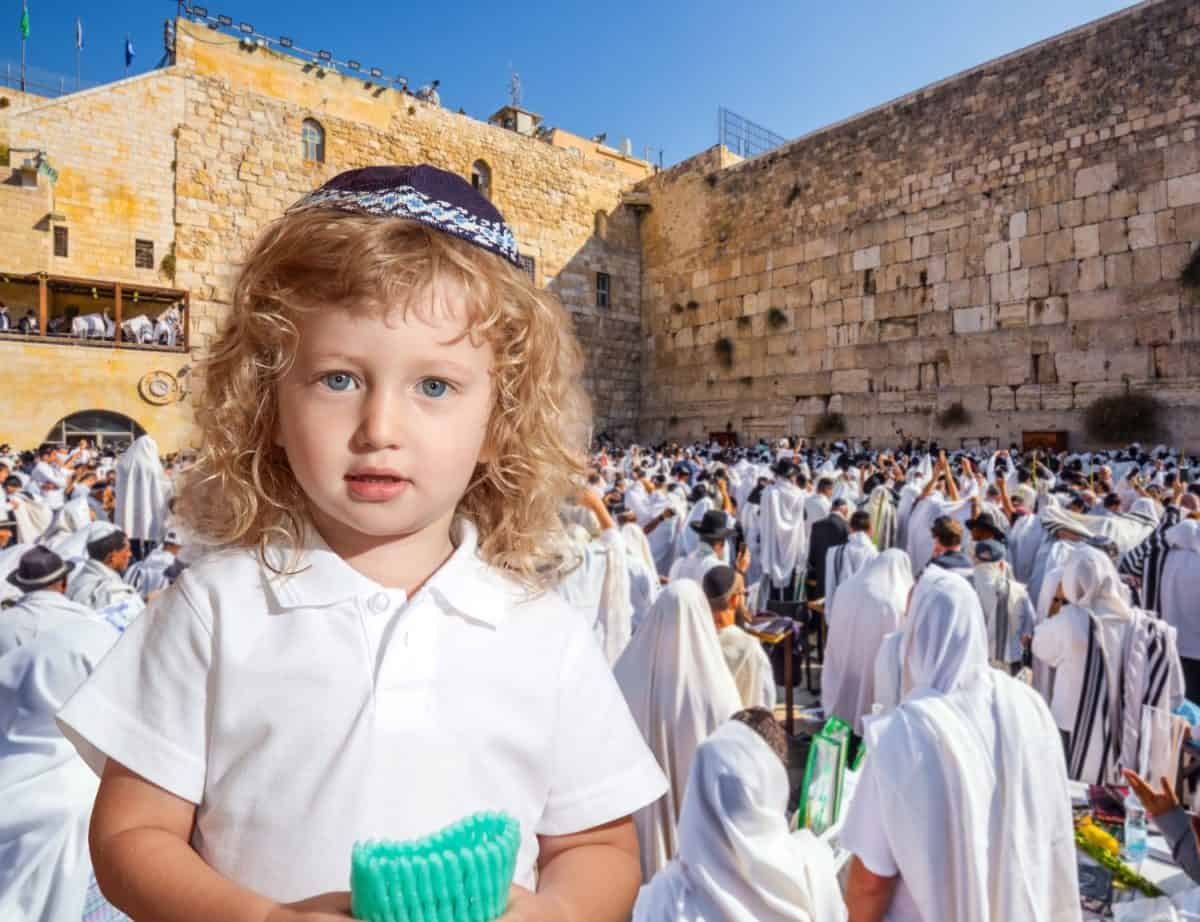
left=58, top=519, right=667, bottom=903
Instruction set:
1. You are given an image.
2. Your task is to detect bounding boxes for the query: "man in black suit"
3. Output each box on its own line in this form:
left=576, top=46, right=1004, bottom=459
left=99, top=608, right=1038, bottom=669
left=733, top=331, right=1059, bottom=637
left=806, top=497, right=850, bottom=601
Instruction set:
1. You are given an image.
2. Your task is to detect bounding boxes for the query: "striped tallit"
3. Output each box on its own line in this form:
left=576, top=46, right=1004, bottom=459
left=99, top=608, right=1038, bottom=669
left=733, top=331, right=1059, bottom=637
left=1118, top=507, right=1182, bottom=614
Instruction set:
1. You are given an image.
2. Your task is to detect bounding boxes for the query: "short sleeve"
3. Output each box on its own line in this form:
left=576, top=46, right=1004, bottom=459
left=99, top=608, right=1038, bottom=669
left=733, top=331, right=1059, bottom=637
left=839, top=759, right=899, bottom=877
left=536, top=623, right=667, bottom=836
left=57, top=573, right=212, bottom=803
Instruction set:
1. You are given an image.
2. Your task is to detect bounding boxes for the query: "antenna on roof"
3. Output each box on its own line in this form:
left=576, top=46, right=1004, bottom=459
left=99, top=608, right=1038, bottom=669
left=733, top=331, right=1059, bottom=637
left=508, top=68, right=521, bottom=108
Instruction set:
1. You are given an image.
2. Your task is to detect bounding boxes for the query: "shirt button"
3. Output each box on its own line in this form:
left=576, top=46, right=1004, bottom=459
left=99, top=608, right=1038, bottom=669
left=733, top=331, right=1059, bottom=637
left=368, top=592, right=389, bottom=614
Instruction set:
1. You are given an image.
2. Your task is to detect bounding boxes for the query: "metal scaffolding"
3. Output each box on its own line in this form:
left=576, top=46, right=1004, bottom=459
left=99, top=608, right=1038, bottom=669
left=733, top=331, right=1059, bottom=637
left=717, top=106, right=788, bottom=159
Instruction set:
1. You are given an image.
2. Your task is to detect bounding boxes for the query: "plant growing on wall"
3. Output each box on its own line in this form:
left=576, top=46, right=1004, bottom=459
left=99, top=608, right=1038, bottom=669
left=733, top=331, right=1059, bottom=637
left=811, top=412, right=845, bottom=435
left=715, top=337, right=734, bottom=368
left=686, top=300, right=699, bottom=310
left=159, top=242, right=176, bottom=283
left=1183, top=247, right=1200, bottom=290
left=668, top=415, right=680, bottom=426
left=1084, top=391, right=1164, bottom=444
left=736, top=316, right=751, bottom=329
left=671, top=302, right=684, bottom=314
left=935, top=402, right=971, bottom=428
left=738, top=376, right=752, bottom=386
left=767, top=307, right=788, bottom=330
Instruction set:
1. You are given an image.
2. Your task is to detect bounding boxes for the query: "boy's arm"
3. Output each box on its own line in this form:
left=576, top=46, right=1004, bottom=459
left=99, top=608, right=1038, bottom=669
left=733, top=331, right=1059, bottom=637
left=502, top=817, right=641, bottom=922
left=91, top=760, right=349, bottom=922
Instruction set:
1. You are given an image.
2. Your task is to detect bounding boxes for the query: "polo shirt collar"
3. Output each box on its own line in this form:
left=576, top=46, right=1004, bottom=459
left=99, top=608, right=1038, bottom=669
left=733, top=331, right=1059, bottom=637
left=263, top=518, right=510, bottom=627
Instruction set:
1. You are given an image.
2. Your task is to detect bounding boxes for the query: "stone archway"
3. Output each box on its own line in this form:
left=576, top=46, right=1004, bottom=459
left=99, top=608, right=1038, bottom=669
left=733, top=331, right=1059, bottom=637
left=44, top=409, right=147, bottom=451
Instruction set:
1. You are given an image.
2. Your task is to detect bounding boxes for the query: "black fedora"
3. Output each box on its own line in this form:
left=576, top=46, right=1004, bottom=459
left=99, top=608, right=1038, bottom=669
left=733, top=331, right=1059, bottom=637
left=689, top=509, right=737, bottom=541
left=965, top=511, right=1007, bottom=543
left=6, top=546, right=74, bottom=591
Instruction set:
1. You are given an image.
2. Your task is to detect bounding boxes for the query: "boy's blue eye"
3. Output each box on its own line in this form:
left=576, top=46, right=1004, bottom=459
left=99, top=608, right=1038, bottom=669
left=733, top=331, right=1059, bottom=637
left=322, top=372, right=357, bottom=392
left=420, top=378, right=450, bottom=399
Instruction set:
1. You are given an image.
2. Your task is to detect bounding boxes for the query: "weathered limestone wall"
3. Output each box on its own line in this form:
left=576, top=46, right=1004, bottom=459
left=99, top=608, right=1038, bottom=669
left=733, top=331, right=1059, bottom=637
left=638, top=0, right=1200, bottom=449
left=0, top=74, right=184, bottom=284
left=0, top=339, right=195, bottom=451
left=171, top=20, right=644, bottom=438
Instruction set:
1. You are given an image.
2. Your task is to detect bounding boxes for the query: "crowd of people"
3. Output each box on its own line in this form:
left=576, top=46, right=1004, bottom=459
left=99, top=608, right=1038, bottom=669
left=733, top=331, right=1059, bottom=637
left=4, top=161, right=1200, bottom=922
left=7, top=428, right=1199, bottom=919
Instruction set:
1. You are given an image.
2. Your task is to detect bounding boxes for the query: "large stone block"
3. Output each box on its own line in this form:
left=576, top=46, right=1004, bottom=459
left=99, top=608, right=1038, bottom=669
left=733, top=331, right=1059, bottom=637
left=953, top=306, right=995, bottom=334
left=832, top=368, right=871, bottom=393
left=1075, top=162, right=1118, bottom=198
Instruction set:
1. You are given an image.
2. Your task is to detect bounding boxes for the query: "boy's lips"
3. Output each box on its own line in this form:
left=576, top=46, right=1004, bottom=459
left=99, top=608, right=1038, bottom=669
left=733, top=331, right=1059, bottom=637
left=345, top=468, right=410, bottom=501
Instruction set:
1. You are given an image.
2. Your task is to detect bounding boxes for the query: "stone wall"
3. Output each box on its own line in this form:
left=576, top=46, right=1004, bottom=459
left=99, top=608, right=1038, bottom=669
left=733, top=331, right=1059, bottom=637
left=0, top=74, right=184, bottom=285
left=637, top=0, right=1200, bottom=449
left=171, top=19, right=645, bottom=438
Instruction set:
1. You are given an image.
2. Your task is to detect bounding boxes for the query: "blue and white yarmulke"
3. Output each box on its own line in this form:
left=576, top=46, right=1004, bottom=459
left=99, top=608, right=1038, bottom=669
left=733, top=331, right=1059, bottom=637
left=287, top=165, right=521, bottom=266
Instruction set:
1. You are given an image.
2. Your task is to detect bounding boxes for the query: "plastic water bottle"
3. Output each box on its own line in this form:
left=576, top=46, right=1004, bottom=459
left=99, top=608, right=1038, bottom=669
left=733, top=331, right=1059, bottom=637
left=1123, top=789, right=1149, bottom=866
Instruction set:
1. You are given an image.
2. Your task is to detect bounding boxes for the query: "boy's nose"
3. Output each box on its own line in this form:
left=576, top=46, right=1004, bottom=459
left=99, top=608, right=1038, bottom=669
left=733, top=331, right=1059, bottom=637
left=356, top=390, right=407, bottom=451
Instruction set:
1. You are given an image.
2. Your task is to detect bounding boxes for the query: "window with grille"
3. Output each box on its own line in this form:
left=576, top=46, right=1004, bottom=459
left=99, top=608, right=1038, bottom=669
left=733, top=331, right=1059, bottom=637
left=53, top=226, right=68, bottom=258
left=302, top=118, right=325, bottom=163
left=518, top=255, right=535, bottom=281
left=135, top=239, right=154, bottom=269
left=596, top=272, right=611, bottom=309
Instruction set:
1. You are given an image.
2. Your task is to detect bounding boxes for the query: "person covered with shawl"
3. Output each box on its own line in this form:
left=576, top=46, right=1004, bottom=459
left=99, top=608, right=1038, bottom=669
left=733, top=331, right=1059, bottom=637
left=969, top=539, right=1035, bottom=675
left=613, top=581, right=742, bottom=881
left=632, top=710, right=846, bottom=922
left=113, top=435, right=171, bottom=560
left=823, top=549, right=913, bottom=736
left=701, top=565, right=775, bottom=711
left=1154, top=518, right=1200, bottom=701
left=758, top=459, right=808, bottom=602
left=1034, top=545, right=1183, bottom=782
left=842, top=567, right=1079, bottom=922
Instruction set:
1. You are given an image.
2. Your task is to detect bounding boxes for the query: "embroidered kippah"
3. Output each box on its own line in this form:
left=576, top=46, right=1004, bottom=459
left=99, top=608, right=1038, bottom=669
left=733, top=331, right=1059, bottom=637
left=350, top=811, right=520, bottom=922
left=287, top=164, right=521, bottom=266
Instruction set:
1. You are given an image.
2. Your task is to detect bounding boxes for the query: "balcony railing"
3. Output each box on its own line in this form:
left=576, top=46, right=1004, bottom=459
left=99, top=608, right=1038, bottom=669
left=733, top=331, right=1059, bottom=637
left=0, top=271, right=189, bottom=352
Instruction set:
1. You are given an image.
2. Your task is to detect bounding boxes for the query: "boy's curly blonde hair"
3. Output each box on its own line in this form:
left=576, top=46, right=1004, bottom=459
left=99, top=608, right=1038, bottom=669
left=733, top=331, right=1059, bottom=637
left=178, top=209, right=590, bottom=590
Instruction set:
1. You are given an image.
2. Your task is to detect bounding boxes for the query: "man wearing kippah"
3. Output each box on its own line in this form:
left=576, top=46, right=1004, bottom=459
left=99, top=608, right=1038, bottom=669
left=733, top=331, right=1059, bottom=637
left=969, top=539, right=1035, bottom=675
left=702, top=565, right=776, bottom=710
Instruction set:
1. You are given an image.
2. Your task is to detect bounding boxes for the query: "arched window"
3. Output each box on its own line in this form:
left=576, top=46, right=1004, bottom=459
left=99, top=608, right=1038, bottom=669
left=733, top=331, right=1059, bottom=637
left=301, top=118, right=325, bottom=163
left=594, top=210, right=608, bottom=240
left=45, top=409, right=147, bottom=451
left=470, top=160, right=492, bottom=199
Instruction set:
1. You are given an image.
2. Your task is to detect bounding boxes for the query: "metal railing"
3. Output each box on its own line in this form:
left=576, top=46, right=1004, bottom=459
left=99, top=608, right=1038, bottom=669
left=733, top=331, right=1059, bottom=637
left=0, top=61, right=101, bottom=98
left=718, top=106, right=788, bottom=159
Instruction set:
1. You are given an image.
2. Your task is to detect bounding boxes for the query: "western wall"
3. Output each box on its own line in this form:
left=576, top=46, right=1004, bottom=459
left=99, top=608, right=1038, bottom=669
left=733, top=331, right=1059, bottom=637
left=635, top=0, right=1200, bottom=449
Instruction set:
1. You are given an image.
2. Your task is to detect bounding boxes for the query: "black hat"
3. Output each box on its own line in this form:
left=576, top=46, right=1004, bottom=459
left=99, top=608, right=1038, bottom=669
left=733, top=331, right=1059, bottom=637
left=286, top=165, right=520, bottom=266
left=772, top=458, right=799, bottom=479
left=965, top=511, right=1007, bottom=542
left=6, top=546, right=74, bottom=591
left=689, top=509, right=737, bottom=541
left=972, top=539, right=1007, bottom=564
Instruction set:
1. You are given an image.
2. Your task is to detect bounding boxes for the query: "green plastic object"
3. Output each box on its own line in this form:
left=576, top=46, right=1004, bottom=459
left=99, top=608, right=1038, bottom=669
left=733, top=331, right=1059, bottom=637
left=350, top=812, right=521, bottom=922
left=797, top=715, right=852, bottom=836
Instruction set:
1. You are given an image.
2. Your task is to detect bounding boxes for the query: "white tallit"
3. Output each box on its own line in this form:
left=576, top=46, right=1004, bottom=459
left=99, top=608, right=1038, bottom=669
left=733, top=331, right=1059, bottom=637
left=823, top=549, right=913, bottom=734
left=717, top=626, right=776, bottom=711
left=556, top=524, right=632, bottom=666
left=0, top=616, right=118, bottom=922
left=114, top=434, right=170, bottom=542
left=613, top=581, right=742, bottom=881
left=843, top=567, right=1080, bottom=922
left=621, top=523, right=662, bottom=635
left=758, top=481, right=807, bottom=589
left=632, top=720, right=847, bottom=922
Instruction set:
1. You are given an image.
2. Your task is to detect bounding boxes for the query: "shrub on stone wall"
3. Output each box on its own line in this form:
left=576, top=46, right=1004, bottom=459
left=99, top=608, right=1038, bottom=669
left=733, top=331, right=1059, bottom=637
left=767, top=307, right=789, bottom=330
left=715, top=337, right=734, bottom=368
left=1084, top=391, right=1164, bottom=444
left=811, top=412, right=846, bottom=435
left=1183, top=247, right=1200, bottom=290
left=936, top=402, right=971, bottom=428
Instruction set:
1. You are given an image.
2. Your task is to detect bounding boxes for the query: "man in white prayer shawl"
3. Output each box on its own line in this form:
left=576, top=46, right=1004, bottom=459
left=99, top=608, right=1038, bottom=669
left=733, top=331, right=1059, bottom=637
left=645, top=482, right=688, bottom=577
left=123, top=527, right=185, bottom=599
left=65, top=525, right=145, bottom=627
left=0, top=587, right=120, bottom=922
left=824, top=509, right=879, bottom=613
left=556, top=491, right=634, bottom=665
left=621, top=521, right=662, bottom=634
left=633, top=712, right=846, bottom=922
left=758, top=460, right=808, bottom=601
left=701, top=565, right=775, bottom=710
left=841, top=567, right=1080, bottom=922
left=970, top=539, right=1035, bottom=674
left=613, top=581, right=742, bottom=882
left=668, top=508, right=738, bottom=585
left=1154, top=518, right=1200, bottom=701
left=804, top=476, right=834, bottom=544
left=114, top=434, right=171, bottom=556
left=824, top=549, right=913, bottom=736
left=1034, top=545, right=1183, bottom=782
left=1, top=547, right=105, bottom=657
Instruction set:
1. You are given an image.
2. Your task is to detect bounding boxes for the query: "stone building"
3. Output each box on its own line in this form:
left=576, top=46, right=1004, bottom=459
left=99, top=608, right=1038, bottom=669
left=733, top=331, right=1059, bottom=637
left=1, top=0, right=1199, bottom=454
left=0, top=18, right=650, bottom=451
left=636, top=0, right=1200, bottom=448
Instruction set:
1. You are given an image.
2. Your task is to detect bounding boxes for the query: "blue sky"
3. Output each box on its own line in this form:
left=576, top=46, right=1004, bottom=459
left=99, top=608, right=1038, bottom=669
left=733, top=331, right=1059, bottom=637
left=7, top=0, right=1135, bottom=166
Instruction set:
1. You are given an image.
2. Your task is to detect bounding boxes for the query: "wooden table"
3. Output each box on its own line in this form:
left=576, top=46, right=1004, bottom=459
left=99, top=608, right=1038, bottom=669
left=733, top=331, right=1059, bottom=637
left=746, top=616, right=796, bottom=736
